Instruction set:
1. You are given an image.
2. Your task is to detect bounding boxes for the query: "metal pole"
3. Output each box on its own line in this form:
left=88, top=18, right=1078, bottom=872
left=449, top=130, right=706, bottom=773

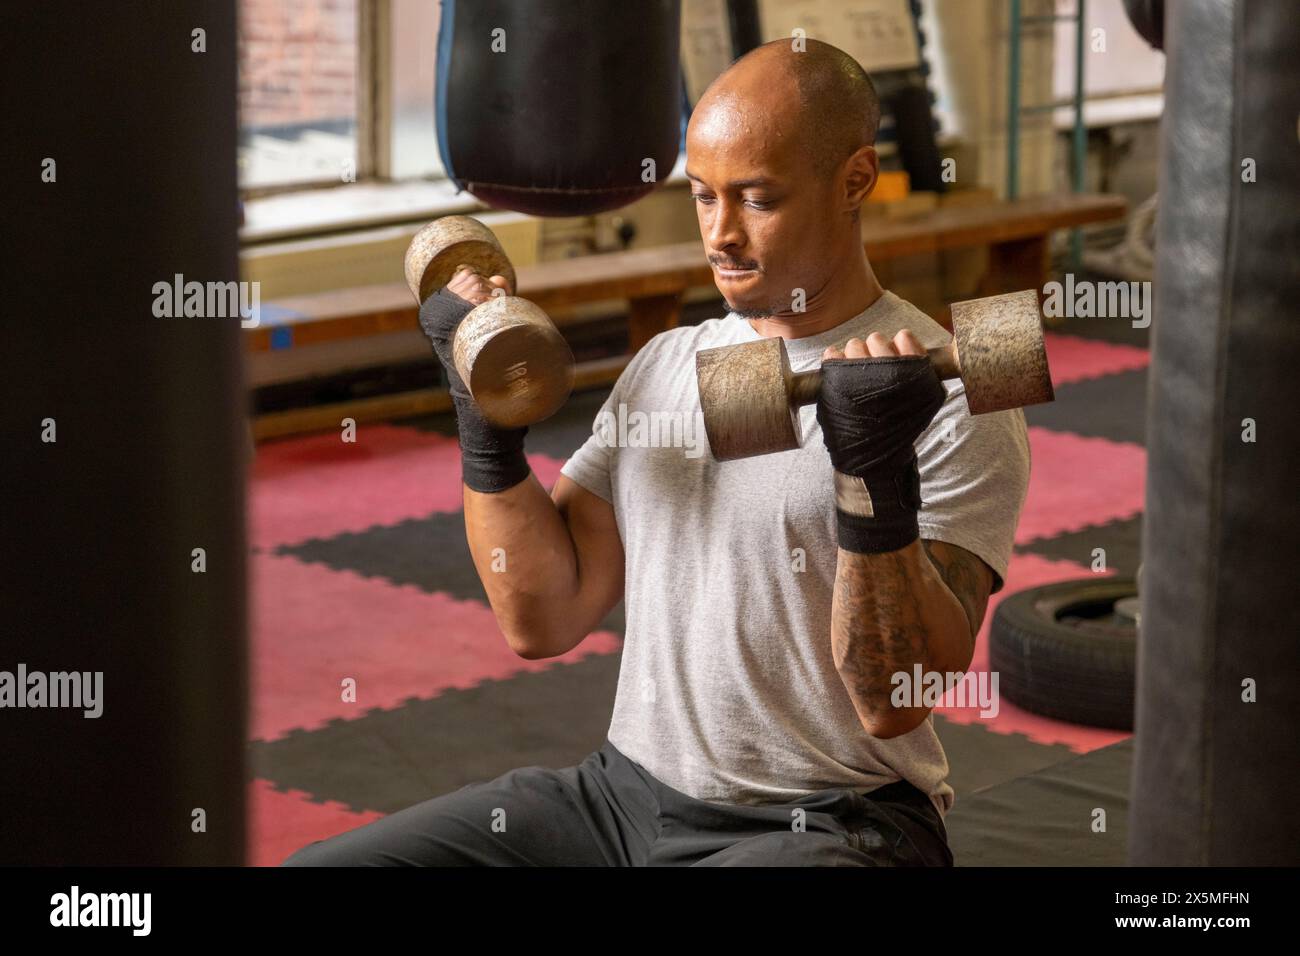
left=1070, top=0, right=1088, bottom=270
left=1007, top=0, right=1022, bottom=199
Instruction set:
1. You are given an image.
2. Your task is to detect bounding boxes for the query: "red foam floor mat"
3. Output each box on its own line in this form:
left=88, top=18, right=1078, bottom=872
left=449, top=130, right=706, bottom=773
left=251, top=424, right=566, bottom=551
left=247, top=779, right=385, bottom=867
left=1043, top=331, right=1150, bottom=387
left=1017, top=427, right=1146, bottom=544
left=250, top=551, right=622, bottom=742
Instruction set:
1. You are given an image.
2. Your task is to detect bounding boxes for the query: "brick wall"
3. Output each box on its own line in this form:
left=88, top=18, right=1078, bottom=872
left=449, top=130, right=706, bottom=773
left=238, top=0, right=357, bottom=130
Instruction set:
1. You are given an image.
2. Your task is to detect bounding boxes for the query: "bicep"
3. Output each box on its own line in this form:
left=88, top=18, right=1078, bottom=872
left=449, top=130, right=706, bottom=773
left=551, top=474, right=625, bottom=635
left=921, top=538, right=994, bottom=640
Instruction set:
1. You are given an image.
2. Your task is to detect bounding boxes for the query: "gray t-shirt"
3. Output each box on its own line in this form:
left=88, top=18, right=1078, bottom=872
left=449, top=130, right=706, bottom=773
left=559, top=290, right=1031, bottom=818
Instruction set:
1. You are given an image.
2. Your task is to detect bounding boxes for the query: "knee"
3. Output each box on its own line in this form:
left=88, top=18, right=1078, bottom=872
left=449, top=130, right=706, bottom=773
left=279, top=834, right=376, bottom=867
left=279, top=840, right=332, bottom=867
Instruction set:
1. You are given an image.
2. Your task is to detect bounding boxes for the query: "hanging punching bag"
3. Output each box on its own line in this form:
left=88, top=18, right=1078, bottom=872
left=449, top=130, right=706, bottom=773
left=435, top=0, right=683, bottom=216
left=1130, top=0, right=1300, bottom=865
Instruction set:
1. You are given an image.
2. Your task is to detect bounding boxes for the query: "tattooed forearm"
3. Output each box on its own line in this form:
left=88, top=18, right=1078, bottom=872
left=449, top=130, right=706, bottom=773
left=921, top=539, right=994, bottom=641
left=831, top=549, right=930, bottom=722
left=831, top=540, right=973, bottom=737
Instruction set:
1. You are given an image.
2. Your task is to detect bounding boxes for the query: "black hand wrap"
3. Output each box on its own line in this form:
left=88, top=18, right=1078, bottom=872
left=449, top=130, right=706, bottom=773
left=817, top=355, right=947, bottom=554
left=417, top=288, right=530, bottom=493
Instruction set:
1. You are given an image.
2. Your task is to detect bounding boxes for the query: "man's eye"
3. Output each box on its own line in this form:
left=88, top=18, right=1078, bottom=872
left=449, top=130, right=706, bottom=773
left=690, top=194, right=772, bottom=209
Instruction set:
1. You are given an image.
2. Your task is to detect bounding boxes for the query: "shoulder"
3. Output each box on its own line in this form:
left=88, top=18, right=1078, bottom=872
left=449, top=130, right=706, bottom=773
left=921, top=378, right=1030, bottom=458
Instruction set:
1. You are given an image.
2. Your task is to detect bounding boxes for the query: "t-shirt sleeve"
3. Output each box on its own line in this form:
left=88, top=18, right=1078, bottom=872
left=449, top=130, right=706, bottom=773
left=914, top=380, right=1032, bottom=594
left=559, top=412, right=616, bottom=503
left=557, top=340, right=655, bottom=504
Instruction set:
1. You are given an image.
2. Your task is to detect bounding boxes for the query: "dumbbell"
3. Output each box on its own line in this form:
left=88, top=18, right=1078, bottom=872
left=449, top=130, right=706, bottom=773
left=405, top=215, right=575, bottom=429
left=695, top=289, right=1055, bottom=461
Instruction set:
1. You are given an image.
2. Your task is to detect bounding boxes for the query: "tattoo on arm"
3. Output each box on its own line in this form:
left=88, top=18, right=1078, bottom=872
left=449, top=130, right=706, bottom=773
left=830, top=541, right=992, bottom=735
left=921, top=539, right=994, bottom=640
left=832, top=550, right=930, bottom=725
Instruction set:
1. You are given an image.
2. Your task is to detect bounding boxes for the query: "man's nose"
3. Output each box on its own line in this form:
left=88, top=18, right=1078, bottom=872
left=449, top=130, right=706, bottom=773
left=705, top=196, right=746, bottom=253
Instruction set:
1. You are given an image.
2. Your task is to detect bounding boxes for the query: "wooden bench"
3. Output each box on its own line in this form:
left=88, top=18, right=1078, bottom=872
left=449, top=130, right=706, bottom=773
left=251, top=192, right=1126, bottom=439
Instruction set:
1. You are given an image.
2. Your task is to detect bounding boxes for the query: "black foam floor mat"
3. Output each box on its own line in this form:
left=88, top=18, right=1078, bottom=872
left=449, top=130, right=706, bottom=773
left=946, top=738, right=1133, bottom=866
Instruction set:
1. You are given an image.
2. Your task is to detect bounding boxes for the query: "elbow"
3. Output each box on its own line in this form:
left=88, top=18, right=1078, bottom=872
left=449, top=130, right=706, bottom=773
left=503, top=624, right=574, bottom=661
left=505, top=633, right=553, bottom=661
left=941, top=631, right=978, bottom=678
left=863, top=707, right=931, bottom=740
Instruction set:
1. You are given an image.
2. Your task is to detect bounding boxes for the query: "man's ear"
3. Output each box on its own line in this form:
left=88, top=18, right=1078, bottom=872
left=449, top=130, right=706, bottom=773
left=843, top=145, right=879, bottom=211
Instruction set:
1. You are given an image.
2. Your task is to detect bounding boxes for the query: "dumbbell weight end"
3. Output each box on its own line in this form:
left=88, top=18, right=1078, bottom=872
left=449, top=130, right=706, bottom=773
left=453, top=295, right=575, bottom=429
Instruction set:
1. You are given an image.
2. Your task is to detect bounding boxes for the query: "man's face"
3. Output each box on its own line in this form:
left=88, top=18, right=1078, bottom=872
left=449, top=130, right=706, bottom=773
left=685, top=99, right=841, bottom=319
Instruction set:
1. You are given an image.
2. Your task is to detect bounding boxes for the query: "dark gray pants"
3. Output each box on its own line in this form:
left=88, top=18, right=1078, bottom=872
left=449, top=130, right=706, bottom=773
left=282, top=739, right=953, bottom=866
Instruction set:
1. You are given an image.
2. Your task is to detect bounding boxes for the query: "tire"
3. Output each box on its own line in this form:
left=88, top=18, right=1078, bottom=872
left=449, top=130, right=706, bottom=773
left=988, top=577, right=1138, bottom=730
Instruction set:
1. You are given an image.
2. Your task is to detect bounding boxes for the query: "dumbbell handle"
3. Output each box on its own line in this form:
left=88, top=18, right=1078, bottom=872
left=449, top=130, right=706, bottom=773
left=787, top=341, right=961, bottom=407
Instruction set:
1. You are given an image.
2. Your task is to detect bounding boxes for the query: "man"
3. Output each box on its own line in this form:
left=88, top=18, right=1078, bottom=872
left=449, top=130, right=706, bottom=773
left=284, top=37, right=1029, bottom=867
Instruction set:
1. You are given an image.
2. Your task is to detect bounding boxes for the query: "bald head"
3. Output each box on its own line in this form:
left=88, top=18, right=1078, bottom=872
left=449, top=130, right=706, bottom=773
left=694, top=38, right=880, bottom=183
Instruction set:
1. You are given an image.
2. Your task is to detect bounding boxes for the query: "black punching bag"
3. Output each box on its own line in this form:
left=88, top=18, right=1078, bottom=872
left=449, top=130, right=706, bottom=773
left=1131, top=0, right=1300, bottom=865
left=435, top=0, right=683, bottom=216
left=2, top=2, right=246, bottom=863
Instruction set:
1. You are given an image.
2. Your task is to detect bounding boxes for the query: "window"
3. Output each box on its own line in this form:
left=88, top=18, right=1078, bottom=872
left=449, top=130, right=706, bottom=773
left=237, top=0, right=360, bottom=191
left=386, top=0, right=446, bottom=180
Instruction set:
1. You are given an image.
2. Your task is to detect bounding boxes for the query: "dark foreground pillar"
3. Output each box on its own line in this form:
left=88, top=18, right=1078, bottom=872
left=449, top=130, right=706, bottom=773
left=2, top=1, right=245, bottom=863
left=1132, top=0, right=1300, bottom=865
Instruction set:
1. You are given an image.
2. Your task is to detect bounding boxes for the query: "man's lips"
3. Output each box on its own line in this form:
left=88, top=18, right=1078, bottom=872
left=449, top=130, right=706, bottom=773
left=714, top=264, right=758, bottom=277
